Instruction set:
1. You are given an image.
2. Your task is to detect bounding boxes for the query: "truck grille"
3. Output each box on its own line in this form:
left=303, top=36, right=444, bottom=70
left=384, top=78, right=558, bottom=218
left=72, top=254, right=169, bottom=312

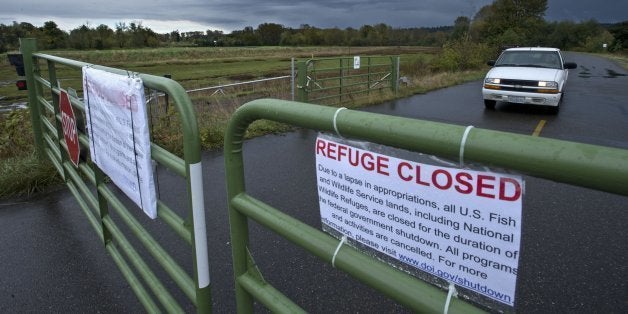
left=500, top=79, right=538, bottom=86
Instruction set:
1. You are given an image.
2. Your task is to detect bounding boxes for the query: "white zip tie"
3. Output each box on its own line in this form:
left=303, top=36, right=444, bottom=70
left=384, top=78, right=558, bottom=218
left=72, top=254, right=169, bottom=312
left=331, top=235, right=347, bottom=268
left=333, top=107, right=347, bottom=138
left=443, top=282, right=458, bottom=314
left=459, top=125, right=474, bottom=168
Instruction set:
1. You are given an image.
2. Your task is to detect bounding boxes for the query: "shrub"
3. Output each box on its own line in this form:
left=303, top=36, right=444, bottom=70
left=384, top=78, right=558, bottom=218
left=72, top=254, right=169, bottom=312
left=0, top=109, right=35, bottom=158
left=432, top=39, right=492, bottom=72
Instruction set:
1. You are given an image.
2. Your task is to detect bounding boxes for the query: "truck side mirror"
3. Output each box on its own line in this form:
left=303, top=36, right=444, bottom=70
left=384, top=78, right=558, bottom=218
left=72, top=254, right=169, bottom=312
left=563, top=62, right=577, bottom=69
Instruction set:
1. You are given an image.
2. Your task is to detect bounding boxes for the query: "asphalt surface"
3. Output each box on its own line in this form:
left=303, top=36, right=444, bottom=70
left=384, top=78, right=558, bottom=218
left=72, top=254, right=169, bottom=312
left=1, top=52, right=626, bottom=313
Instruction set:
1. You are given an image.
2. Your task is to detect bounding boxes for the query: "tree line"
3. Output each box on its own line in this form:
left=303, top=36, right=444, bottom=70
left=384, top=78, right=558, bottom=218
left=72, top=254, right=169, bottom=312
left=0, top=20, right=453, bottom=52
left=1, top=0, right=626, bottom=53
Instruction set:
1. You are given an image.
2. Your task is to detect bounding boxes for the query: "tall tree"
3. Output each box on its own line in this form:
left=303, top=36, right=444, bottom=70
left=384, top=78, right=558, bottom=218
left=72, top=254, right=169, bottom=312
left=322, top=27, right=345, bottom=46
left=257, top=23, right=284, bottom=46
left=471, top=0, right=548, bottom=46
left=451, top=16, right=471, bottom=40
left=607, top=21, right=628, bottom=50
left=115, top=22, right=128, bottom=48
left=94, top=24, right=114, bottom=49
left=230, top=26, right=259, bottom=46
left=69, top=24, right=93, bottom=49
left=41, top=21, right=66, bottom=49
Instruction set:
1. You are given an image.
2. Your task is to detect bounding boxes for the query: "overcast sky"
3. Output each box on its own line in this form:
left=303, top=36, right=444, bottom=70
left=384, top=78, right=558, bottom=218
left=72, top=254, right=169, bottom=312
left=1, top=0, right=627, bottom=34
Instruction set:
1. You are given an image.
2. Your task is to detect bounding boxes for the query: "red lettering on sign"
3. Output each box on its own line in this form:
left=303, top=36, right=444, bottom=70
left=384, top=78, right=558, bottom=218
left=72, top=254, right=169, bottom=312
left=361, top=152, right=374, bottom=171
left=376, top=156, right=389, bottom=176
left=394, top=160, right=521, bottom=201
left=499, top=177, right=522, bottom=201
left=318, top=138, right=522, bottom=202
left=432, top=169, right=453, bottom=190
left=316, top=138, right=326, bottom=156
left=455, top=172, right=473, bottom=194
left=397, top=162, right=413, bottom=182
left=59, top=90, right=80, bottom=167
left=328, top=142, right=337, bottom=160
left=338, top=144, right=348, bottom=161
left=316, top=138, right=390, bottom=176
left=477, top=175, right=496, bottom=199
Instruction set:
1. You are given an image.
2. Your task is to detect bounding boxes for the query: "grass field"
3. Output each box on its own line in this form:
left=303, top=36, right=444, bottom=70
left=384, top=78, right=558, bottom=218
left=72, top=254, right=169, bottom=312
left=2, top=45, right=490, bottom=199
left=0, top=45, right=459, bottom=153
left=1, top=46, right=439, bottom=101
left=602, top=52, right=628, bottom=70
left=2, top=46, right=625, bottom=198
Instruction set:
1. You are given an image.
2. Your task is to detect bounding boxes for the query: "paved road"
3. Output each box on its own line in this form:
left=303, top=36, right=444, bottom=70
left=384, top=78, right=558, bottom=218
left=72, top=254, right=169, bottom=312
left=364, top=52, right=628, bottom=149
left=361, top=51, right=628, bottom=312
left=1, top=52, right=626, bottom=313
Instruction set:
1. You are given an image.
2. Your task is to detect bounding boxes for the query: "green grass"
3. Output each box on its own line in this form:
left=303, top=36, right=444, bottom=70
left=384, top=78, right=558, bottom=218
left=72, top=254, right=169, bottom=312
left=600, top=52, right=628, bottom=70
left=1, top=46, right=439, bottom=104
left=1, top=46, right=623, bottom=200
left=1, top=45, right=481, bottom=199
left=0, top=152, right=62, bottom=199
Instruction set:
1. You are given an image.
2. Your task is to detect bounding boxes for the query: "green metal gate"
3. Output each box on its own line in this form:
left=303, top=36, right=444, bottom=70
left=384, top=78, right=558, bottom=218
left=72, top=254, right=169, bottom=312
left=224, top=98, right=628, bottom=313
left=297, top=56, right=400, bottom=105
left=19, top=38, right=211, bottom=313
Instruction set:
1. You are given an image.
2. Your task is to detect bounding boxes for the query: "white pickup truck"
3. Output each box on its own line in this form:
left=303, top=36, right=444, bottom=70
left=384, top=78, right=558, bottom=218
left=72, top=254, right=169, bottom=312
left=482, top=47, right=577, bottom=113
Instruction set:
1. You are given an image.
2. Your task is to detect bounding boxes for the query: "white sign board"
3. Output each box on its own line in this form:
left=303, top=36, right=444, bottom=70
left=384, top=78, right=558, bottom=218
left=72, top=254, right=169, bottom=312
left=83, top=67, right=157, bottom=219
left=353, top=56, right=361, bottom=69
left=315, top=136, right=523, bottom=306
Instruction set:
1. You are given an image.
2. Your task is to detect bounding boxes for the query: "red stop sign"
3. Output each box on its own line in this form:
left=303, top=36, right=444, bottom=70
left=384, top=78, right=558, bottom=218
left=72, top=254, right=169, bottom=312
left=59, top=90, right=80, bottom=166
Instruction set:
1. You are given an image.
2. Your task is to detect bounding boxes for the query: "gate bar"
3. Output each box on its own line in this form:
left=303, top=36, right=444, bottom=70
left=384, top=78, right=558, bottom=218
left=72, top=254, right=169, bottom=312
left=228, top=99, right=628, bottom=197
left=224, top=98, right=628, bottom=313
left=20, top=38, right=212, bottom=313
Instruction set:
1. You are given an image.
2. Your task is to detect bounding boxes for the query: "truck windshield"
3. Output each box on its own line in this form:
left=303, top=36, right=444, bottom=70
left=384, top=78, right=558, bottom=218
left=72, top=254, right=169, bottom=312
left=495, top=51, right=562, bottom=69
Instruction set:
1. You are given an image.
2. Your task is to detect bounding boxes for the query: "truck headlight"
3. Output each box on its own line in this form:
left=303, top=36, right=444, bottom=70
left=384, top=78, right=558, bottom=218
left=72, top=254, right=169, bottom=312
left=538, top=81, right=558, bottom=88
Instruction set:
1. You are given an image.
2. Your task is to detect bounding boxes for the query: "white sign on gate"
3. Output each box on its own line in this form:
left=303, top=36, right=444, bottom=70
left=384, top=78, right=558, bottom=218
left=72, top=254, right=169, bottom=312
left=83, top=67, right=157, bottom=219
left=353, top=56, right=361, bottom=69
left=315, top=135, right=523, bottom=306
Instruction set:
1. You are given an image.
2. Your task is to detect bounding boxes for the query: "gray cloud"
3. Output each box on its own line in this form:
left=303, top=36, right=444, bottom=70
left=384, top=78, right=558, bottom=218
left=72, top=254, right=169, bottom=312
left=546, top=0, right=628, bottom=23
left=1, top=0, right=626, bottom=33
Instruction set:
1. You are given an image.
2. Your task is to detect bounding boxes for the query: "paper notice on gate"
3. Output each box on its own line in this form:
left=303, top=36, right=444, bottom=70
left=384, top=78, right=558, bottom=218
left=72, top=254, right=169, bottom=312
left=315, top=134, right=523, bottom=307
left=82, top=67, right=157, bottom=219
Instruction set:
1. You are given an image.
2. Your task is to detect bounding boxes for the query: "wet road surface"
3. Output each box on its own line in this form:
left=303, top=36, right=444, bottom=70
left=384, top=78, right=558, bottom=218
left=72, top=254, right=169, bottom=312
left=1, top=52, right=626, bottom=313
